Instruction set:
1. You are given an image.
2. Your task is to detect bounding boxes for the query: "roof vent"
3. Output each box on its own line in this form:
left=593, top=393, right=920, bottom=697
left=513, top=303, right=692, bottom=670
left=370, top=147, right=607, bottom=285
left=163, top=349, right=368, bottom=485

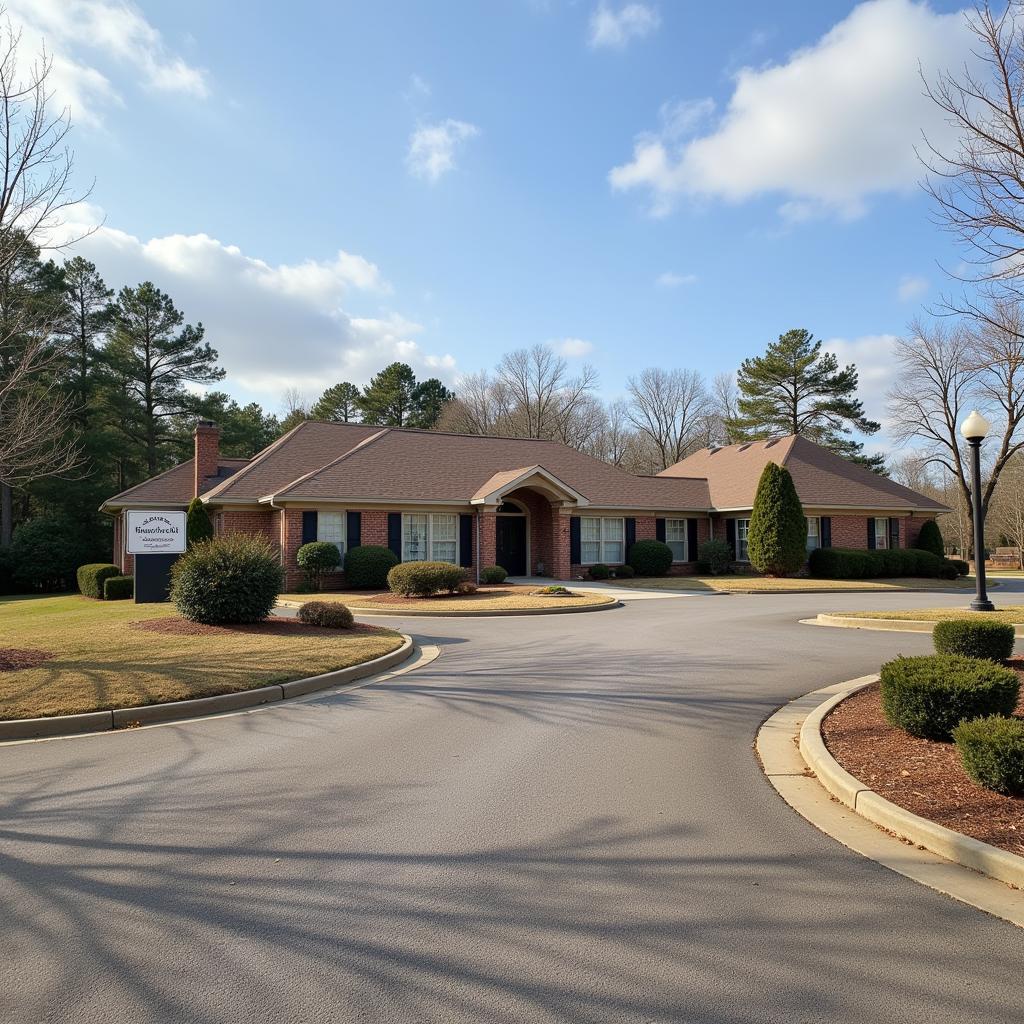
left=738, top=443, right=752, bottom=452
left=707, top=446, right=720, bottom=455
left=764, top=438, right=780, bottom=449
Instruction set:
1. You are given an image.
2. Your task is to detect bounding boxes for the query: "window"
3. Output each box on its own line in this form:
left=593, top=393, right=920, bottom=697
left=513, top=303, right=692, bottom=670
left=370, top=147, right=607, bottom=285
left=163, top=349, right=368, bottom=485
left=402, top=513, right=459, bottom=564
left=875, top=517, right=888, bottom=550
left=317, top=511, right=346, bottom=559
left=666, top=519, right=688, bottom=562
left=579, top=517, right=626, bottom=564
left=806, top=517, right=820, bottom=552
left=736, top=518, right=750, bottom=561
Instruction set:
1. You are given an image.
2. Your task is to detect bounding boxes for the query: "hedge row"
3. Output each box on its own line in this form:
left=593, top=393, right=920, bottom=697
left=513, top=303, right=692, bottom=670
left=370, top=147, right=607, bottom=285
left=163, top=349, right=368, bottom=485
left=808, top=546, right=958, bottom=579
left=387, top=561, right=464, bottom=597
left=77, top=563, right=120, bottom=599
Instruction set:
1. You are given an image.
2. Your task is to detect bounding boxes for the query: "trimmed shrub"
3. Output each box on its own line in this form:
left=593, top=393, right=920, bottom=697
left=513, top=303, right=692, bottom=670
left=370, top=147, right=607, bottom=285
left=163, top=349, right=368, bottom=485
left=480, top=565, right=508, bottom=584
left=77, top=562, right=119, bottom=599
left=949, top=558, right=970, bottom=577
left=103, top=575, right=134, bottom=600
left=296, top=541, right=341, bottom=591
left=879, top=654, right=1019, bottom=740
left=456, top=580, right=478, bottom=594
left=953, top=715, right=1024, bottom=795
left=387, top=561, right=464, bottom=597
left=933, top=618, right=1016, bottom=661
left=588, top=563, right=611, bottom=580
left=914, top=519, right=945, bottom=558
left=170, top=534, right=284, bottom=624
left=808, top=546, right=950, bottom=580
left=747, top=463, right=807, bottom=576
left=344, top=544, right=398, bottom=589
left=186, top=497, right=214, bottom=547
left=697, top=539, right=733, bottom=575
left=297, top=600, right=354, bottom=628
left=627, top=539, right=672, bottom=577
left=10, top=515, right=91, bottom=592
left=614, top=564, right=636, bottom=579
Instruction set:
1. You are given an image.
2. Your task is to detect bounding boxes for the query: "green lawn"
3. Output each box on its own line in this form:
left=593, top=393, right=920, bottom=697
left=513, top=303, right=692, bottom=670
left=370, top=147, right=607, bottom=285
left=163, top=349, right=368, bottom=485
left=0, top=594, right=402, bottom=721
left=839, top=606, right=1024, bottom=626
left=606, top=575, right=975, bottom=593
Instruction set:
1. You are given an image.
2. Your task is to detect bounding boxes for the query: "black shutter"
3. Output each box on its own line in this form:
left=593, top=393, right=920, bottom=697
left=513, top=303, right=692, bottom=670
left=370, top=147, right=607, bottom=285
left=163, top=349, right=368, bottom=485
left=821, top=516, right=832, bottom=549
left=301, top=511, right=317, bottom=545
left=687, top=518, right=698, bottom=560
left=889, top=517, right=900, bottom=550
left=867, top=518, right=876, bottom=550
left=624, top=517, right=637, bottom=558
left=726, top=518, right=736, bottom=556
left=570, top=516, right=581, bottom=564
left=346, top=511, right=361, bottom=550
left=387, top=512, right=402, bottom=560
left=655, top=517, right=666, bottom=543
left=459, top=514, right=473, bottom=568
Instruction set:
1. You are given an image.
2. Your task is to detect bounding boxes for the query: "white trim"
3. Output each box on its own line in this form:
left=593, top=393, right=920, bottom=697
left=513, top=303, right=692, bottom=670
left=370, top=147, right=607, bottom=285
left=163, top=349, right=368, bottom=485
left=469, top=465, right=591, bottom=506
left=735, top=517, right=751, bottom=562
left=664, top=517, right=688, bottom=563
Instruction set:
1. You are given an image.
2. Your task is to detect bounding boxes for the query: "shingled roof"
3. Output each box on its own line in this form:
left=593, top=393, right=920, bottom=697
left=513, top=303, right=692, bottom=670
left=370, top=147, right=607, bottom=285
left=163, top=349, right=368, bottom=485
left=102, top=457, right=250, bottom=509
left=659, top=435, right=947, bottom=512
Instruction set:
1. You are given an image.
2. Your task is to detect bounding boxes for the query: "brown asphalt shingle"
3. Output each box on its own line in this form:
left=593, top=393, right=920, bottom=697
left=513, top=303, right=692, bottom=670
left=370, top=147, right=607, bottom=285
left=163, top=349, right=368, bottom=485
left=102, top=458, right=251, bottom=508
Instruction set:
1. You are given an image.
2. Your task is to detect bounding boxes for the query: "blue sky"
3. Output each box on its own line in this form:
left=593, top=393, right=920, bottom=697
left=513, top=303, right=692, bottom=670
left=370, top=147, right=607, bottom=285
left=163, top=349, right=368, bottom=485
left=14, top=0, right=976, bottom=446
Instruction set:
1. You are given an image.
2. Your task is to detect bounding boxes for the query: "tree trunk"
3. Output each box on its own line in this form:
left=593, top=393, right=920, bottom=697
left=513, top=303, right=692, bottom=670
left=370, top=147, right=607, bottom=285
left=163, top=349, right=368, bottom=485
left=1, top=482, right=11, bottom=547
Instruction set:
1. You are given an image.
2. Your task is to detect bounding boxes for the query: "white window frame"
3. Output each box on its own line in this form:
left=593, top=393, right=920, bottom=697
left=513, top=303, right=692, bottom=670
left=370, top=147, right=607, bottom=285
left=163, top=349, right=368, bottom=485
left=736, top=518, right=750, bottom=562
left=875, top=517, right=889, bottom=550
left=665, top=518, right=688, bottom=563
left=579, top=516, right=626, bottom=565
left=806, top=516, right=820, bottom=553
left=317, top=510, right=346, bottom=561
left=402, top=513, right=460, bottom=565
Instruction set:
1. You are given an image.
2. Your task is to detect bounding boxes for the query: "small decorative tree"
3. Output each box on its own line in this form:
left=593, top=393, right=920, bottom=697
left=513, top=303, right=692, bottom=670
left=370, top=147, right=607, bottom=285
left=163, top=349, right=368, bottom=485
left=914, top=519, right=945, bottom=558
left=747, top=463, right=807, bottom=576
left=296, top=540, right=341, bottom=591
left=186, top=497, right=214, bottom=548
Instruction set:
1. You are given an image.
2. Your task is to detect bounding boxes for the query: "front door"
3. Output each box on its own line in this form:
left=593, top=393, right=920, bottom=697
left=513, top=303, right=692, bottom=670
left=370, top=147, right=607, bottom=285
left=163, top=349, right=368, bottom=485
left=495, top=515, right=527, bottom=576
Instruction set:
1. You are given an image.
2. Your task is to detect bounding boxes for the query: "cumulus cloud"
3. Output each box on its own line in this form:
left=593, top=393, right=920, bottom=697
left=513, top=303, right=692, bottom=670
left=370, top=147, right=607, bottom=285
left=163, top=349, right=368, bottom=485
left=655, top=271, right=697, bottom=288
left=822, top=333, right=899, bottom=430
left=550, top=337, right=594, bottom=357
left=7, top=0, right=208, bottom=126
left=610, top=0, right=972, bottom=219
left=57, top=205, right=456, bottom=399
left=588, top=3, right=660, bottom=49
left=897, top=274, right=929, bottom=301
left=407, top=119, right=479, bottom=182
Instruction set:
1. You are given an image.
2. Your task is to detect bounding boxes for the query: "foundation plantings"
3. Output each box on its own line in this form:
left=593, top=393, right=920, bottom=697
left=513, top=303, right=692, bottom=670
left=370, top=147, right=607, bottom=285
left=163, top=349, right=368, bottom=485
left=343, top=545, right=399, bottom=589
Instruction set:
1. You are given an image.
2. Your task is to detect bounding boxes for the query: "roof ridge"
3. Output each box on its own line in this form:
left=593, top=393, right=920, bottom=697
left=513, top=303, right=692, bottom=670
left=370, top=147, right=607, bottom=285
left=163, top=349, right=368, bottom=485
left=271, top=428, right=391, bottom=499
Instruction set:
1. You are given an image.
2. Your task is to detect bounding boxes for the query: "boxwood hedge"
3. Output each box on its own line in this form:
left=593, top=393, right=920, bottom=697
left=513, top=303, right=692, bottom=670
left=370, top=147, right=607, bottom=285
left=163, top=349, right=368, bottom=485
left=387, top=561, right=464, bottom=597
left=297, top=600, right=354, bottom=628
left=953, top=715, right=1024, bottom=795
left=77, top=563, right=119, bottom=599
left=627, top=539, right=673, bottom=577
left=933, top=618, right=1016, bottom=662
left=344, top=545, right=398, bottom=589
left=808, top=547, right=957, bottom=580
left=102, top=575, right=134, bottom=600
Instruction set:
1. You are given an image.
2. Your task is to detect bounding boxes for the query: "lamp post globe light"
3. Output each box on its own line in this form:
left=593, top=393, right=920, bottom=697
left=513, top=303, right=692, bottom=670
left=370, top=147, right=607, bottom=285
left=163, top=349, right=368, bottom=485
left=960, top=409, right=995, bottom=612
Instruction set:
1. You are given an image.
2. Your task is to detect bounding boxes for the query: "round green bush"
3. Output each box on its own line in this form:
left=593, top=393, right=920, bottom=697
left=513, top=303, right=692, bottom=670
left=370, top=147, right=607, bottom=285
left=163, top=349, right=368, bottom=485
left=296, top=540, right=341, bottom=591
left=614, top=564, right=636, bottom=579
left=933, top=618, right=1016, bottom=661
left=627, top=539, right=672, bottom=577
left=170, top=534, right=284, bottom=624
left=949, top=558, right=970, bottom=577
left=697, top=539, right=733, bottom=575
left=344, top=544, right=398, bottom=589
left=480, top=565, right=507, bottom=584
left=77, top=562, right=119, bottom=599
left=588, top=563, right=611, bottom=580
left=387, top=561, right=465, bottom=597
left=953, top=715, right=1024, bottom=795
left=297, top=600, right=354, bottom=628
left=914, top=519, right=945, bottom=558
left=880, top=654, right=1020, bottom=740
left=747, top=463, right=807, bottom=575
left=102, top=575, right=133, bottom=600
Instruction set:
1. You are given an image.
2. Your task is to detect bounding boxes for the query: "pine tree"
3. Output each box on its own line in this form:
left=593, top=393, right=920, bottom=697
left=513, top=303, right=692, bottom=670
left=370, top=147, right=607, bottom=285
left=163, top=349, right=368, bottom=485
left=409, top=378, right=454, bottom=429
left=357, top=362, right=417, bottom=425
left=730, top=329, right=882, bottom=470
left=312, top=381, right=361, bottom=422
left=747, top=463, right=807, bottom=576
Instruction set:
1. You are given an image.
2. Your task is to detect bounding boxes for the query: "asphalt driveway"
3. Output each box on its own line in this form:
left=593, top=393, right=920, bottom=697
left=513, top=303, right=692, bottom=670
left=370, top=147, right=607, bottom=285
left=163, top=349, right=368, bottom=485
left=3, top=586, right=1024, bottom=1023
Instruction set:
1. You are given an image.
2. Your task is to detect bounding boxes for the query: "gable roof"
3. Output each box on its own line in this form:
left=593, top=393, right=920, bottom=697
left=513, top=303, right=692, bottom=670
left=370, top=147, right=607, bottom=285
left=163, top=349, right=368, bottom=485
left=659, top=435, right=947, bottom=512
left=101, top=457, right=250, bottom=510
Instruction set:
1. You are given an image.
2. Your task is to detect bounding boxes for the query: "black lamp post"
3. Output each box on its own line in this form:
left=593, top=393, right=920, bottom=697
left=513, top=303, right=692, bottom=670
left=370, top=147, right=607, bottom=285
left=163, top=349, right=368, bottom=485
left=961, top=409, right=995, bottom=612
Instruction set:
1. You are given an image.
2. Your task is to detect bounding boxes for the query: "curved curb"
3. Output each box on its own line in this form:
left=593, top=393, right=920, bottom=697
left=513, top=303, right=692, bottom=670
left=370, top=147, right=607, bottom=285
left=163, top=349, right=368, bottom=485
left=798, top=678, right=1024, bottom=890
left=277, top=599, right=620, bottom=617
left=0, top=635, right=415, bottom=742
left=809, top=613, right=1024, bottom=637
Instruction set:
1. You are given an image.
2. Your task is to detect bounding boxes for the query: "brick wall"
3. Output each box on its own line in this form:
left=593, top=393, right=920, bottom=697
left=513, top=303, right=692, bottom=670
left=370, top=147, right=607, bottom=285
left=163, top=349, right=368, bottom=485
left=193, top=422, right=220, bottom=497
left=568, top=513, right=708, bottom=579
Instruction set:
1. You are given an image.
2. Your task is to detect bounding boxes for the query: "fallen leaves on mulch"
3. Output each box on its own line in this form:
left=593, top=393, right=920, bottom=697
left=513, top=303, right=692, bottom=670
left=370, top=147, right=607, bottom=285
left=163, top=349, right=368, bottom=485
left=128, top=618, right=388, bottom=638
left=0, top=648, right=55, bottom=672
left=823, top=680, right=1024, bottom=857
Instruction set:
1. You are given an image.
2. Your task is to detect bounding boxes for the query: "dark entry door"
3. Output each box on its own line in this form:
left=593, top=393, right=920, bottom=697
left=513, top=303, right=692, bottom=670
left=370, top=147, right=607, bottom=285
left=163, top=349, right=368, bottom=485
left=495, top=516, right=527, bottom=576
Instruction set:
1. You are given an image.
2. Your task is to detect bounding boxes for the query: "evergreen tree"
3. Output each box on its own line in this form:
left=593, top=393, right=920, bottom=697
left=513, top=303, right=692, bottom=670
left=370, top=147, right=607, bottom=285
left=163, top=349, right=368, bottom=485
left=312, top=381, right=361, bottom=422
left=169, top=392, right=280, bottom=460
left=357, top=362, right=417, bottom=425
left=104, top=282, right=224, bottom=476
left=747, top=463, right=807, bottom=576
left=409, top=377, right=454, bottom=429
left=61, top=257, right=114, bottom=429
left=915, top=519, right=945, bottom=558
left=730, top=329, right=882, bottom=470
left=186, top=496, right=214, bottom=547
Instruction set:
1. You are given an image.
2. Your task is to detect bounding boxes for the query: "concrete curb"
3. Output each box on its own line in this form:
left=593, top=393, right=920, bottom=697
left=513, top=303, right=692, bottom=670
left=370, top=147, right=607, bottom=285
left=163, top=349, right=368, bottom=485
left=797, top=676, right=1024, bottom=890
left=0, top=635, right=414, bottom=742
left=277, top=599, right=620, bottom=617
left=810, top=613, right=1024, bottom=637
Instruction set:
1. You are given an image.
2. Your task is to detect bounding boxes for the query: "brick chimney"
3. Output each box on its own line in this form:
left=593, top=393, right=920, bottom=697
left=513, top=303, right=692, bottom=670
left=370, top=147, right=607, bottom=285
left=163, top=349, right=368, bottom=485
left=193, top=420, right=220, bottom=496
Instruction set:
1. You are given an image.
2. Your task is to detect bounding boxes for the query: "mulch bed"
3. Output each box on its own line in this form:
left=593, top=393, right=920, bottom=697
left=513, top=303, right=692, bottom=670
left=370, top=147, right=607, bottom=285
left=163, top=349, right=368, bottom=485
left=360, top=586, right=510, bottom=606
left=128, top=618, right=388, bottom=638
left=822, top=677, right=1024, bottom=857
left=0, top=648, right=56, bottom=672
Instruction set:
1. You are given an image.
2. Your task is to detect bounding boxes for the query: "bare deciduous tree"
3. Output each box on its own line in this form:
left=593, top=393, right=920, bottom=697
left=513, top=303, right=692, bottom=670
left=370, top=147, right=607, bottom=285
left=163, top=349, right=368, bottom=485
left=988, top=453, right=1024, bottom=565
left=625, top=367, right=710, bottom=472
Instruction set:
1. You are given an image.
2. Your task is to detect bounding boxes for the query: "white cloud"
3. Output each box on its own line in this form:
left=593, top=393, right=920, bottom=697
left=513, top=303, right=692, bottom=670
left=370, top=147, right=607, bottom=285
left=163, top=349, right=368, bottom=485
left=610, top=0, right=972, bottom=219
left=56, top=204, right=456, bottom=399
left=897, top=273, right=929, bottom=301
left=404, top=73, right=431, bottom=103
left=7, top=0, right=208, bottom=126
left=655, top=271, right=697, bottom=288
left=407, top=119, right=479, bottom=182
left=588, top=3, right=661, bottom=49
left=822, top=333, right=899, bottom=430
left=551, top=337, right=594, bottom=358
